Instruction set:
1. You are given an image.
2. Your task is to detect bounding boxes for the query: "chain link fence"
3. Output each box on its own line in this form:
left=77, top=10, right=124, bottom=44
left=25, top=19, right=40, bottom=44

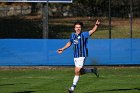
left=0, top=0, right=140, bottom=39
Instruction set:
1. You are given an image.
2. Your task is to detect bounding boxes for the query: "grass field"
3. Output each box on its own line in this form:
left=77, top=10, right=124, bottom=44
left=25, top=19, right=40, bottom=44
left=0, top=66, right=140, bottom=93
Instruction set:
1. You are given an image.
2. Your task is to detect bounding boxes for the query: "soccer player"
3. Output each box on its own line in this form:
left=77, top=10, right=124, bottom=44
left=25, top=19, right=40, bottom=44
left=57, top=20, right=100, bottom=93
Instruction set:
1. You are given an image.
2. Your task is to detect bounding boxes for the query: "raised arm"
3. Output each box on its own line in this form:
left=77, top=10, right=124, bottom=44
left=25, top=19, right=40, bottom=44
left=89, top=20, right=100, bottom=36
left=57, top=41, right=72, bottom=54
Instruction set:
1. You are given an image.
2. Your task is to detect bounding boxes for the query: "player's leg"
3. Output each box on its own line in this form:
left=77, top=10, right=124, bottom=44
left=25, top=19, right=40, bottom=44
left=78, top=57, right=99, bottom=77
left=69, top=67, right=81, bottom=93
left=81, top=67, right=99, bottom=78
left=68, top=57, right=85, bottom=93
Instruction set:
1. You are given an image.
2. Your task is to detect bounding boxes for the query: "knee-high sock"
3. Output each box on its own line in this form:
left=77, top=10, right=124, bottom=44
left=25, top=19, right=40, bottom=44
left=73, top=75, right=79, bottom=85
left=84, top=68, right=97, bottom=73
left=80, top=68, right=93, bottom=75
left=71, top=75, right=79, bottom=90
left=84, top=68, right=92, bottom=73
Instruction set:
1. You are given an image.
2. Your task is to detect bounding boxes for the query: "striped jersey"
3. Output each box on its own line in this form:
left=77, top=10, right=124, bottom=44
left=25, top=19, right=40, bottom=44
left=69, top=31, right=90, bottom=58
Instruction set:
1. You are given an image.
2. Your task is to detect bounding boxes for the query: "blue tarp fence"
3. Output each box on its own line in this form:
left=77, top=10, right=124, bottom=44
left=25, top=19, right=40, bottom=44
left=0, top=39, right=140, bottom=66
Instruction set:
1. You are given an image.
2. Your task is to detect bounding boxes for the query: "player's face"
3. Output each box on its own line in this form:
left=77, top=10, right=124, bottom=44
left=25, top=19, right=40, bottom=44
left=74, top=24, right=82, bottom=34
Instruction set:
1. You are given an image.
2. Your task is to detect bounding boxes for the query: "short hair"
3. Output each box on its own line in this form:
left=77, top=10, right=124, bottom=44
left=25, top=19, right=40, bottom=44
left=74, top=21, right=83, bottom=28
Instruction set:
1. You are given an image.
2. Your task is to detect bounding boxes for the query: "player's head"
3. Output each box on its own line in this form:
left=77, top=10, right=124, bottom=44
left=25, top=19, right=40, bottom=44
left=74, top=21, right=83, bottom=34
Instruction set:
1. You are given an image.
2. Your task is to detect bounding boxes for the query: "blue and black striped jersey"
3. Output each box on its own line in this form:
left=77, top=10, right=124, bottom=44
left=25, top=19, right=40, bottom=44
left=70, top=31, right=90, bottom=58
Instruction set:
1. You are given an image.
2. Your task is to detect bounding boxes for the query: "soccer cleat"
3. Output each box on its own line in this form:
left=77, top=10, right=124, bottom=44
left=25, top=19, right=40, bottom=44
left=92, top=67, right=99, bottom=78
left=68, top=88, right=74, bottom=93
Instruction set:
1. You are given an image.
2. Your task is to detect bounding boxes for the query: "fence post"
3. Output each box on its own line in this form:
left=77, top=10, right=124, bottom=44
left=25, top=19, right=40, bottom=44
left=43, top=1, right=49, bottom=39
left=109, top=0, right=111, bottom=39
left=130, top=0, right=133, bottom=38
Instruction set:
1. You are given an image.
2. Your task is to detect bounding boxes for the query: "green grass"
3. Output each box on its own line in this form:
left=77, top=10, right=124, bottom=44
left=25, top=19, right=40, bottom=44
left=0, top=67, right=140, bottom=93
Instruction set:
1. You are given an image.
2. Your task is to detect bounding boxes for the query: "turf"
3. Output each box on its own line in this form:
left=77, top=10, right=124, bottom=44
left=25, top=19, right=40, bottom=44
left=0, top=67, right=140, bottom=93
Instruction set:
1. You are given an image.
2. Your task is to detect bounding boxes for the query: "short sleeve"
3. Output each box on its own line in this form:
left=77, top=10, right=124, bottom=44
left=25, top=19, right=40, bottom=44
left=82, top=31, right=90, bottom=38
left=69, top=34, right=73, bottom=43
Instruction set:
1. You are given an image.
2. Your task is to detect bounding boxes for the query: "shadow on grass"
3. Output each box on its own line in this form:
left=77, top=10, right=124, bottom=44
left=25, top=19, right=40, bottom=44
left=12, top=91, right=35, bottom=93
left=85, top=88, right=140, bottom=93
left=0, top=84, right=15, bottom=86
left=0, top=83, right=28, bottom=86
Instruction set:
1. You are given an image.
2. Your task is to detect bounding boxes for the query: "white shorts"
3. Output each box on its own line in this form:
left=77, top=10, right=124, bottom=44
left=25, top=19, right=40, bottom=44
left=74, top=57, right=86, bottom=68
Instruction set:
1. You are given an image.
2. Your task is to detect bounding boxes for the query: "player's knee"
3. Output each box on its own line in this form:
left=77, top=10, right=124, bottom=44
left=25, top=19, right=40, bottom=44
left=75, top=69, right=80, bottom=75
left=75, top=68, right=85, bottom=75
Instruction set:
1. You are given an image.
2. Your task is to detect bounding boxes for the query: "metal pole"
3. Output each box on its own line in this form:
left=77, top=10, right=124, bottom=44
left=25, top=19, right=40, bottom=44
left=43, top=0, right=49, bottom=38
left=130, top=0, right=133, bottom=38
left=109, top=0, right=111, bottom=39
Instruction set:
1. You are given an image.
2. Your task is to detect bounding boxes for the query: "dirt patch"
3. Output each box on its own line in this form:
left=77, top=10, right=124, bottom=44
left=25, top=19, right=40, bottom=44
left=0, top=66, right=76, bottom=70
left=0, top=66, right=139, bottom=70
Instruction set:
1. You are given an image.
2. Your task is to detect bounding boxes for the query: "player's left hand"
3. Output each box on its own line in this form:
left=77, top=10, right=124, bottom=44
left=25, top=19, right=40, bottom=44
left=95, top=20, right=100, bottom=25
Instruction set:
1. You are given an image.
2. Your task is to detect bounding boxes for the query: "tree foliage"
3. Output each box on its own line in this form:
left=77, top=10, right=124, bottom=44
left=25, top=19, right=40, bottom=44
left=0, top=0, right=140, bottom=17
